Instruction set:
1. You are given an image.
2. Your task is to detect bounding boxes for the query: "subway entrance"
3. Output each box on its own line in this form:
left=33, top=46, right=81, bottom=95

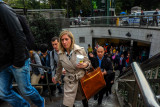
left=92, top=38, right=151, bottom=62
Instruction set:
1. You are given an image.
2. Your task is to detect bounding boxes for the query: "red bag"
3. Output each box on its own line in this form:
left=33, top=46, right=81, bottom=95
left=80, top=67, right=106, bottom=100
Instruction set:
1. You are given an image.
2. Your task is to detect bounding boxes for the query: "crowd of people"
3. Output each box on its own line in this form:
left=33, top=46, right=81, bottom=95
left=88, top=43, right=149, bottom=74
left=0, top=1, right=114, bottom=106
left=0, top=1, right=150, bottom=107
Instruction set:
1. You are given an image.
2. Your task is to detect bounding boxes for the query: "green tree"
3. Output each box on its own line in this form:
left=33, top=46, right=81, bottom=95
left=4, top=0, right=25, bottom=8
left=27, top=0, right=40, bottom=9
left=80, top=0, right=91, bottom=16
left=115, top=0, right=160, bottom=15
left=141, top=0, right=160, bottom=10
left=29, top=16, right=62, bottom=49
left=48, top=0, right=62, bottom=9
left=116, top=0, right=134, bottom=14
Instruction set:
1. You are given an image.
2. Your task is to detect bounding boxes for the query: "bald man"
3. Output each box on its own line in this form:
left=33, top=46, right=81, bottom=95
left=89, top=46, right=114, bottom=105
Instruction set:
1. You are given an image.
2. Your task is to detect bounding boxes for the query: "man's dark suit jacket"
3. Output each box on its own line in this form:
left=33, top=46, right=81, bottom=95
left=90, top=55, right=113, bottom=80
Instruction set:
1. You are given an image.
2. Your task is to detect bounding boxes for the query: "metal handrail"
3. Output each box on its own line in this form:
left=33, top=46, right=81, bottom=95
left=30, top=63, right=53, bottom=101
left=131, top=62, right=160, bottom=107
left=13, top=63, right=53, bottom=101
left=30, top=63, right=51, bottom=70
left=140, top=52, right=160, bottom=70
left=118, top=52, right=160, bottom=79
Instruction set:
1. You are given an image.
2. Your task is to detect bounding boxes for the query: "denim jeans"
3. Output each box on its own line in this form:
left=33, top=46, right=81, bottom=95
left=0, top=59, right=44, bottom=107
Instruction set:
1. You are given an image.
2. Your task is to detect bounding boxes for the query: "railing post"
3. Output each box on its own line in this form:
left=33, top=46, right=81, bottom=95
left=131, top=82, right=138, bottom=106
left=45, top=69, right=52, bottom=101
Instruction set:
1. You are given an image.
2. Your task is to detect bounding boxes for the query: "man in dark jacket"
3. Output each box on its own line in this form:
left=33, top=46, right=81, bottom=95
left=153, top=9, right=159, bottom=26
left=39, top=43, right=57, bottom=96
left=0, top=1, right=44, bottom=107
left=140, top=10, right=145, bottom=25
left=118, top=54, right=126, bottom=74
left=89, top=46, right=114, bottom=105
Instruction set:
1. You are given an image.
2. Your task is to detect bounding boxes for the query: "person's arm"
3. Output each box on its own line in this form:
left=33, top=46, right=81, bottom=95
left=82, top=48, right=92, bottom=69
left=0, top=4, right=26, bottom=67
left=34, top=52, right=44, bottom=75
left=50, top=51, right=56, bottom=77
left=54, top=55, right=63, bottom=81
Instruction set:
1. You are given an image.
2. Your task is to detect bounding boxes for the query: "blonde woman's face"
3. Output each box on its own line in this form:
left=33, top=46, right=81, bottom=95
left=61, top=34, right=71, bottom=50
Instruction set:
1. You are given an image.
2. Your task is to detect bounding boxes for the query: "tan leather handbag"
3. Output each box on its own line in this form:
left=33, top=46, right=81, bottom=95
left=80, top=67, right=106, bottom=100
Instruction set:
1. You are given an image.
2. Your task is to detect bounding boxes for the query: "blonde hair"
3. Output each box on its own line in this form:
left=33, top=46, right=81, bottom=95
left=59, top=30, right=75, bottom=53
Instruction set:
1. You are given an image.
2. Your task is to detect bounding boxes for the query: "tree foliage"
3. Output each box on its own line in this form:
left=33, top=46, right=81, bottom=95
left=29, top=16, right=62, bottom=49
left=4, top=0, right=160, bottom=16
left=116, top=0, right=160, bottom=14
left=4, top=0, right=25, bottom=8
left=4, top=0, right=92, bottom=17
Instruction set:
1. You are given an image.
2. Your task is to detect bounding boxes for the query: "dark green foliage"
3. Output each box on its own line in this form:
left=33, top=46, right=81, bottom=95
left=29, top=16, right=62, bottom=50
left=116, top=0, right=160, bottom=14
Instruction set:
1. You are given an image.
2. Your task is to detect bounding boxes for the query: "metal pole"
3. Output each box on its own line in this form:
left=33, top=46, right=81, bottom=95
left=22, top=0, right=26, bottom=15
left=90, top=0, right=93, bottom=16
left=45, top=69, right=52, bottom=101
left=67, top=0, right=69, bottom=18
left=130, top=40, right=133, bottom=60
left=39, top=0, right=40, bottom=9
left=107, top=0, right=110, bottom=16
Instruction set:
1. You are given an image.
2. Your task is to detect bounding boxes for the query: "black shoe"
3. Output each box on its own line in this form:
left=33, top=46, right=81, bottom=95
left=58, top=91, right=62, bottom=94
left=57, top=85, right=62, bottom=93
left=106, top=93, right=108, bottom=97
left=98, top=101, right=102, bottom=105
left=51, top=92, right=56, bottom=96
left=63, top=105, right=74, bottom=107
left=94, top=95, right=98, bottom=100
left=82, top=99, right=88, bottom=107
left=98, top=98, right=102, bottom=105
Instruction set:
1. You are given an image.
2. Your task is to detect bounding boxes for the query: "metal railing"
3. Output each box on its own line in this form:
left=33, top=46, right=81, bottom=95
left=131, top=62, right=159, bottom=107
left=12, top=63, right=54, bottom=101
left=54, top=15, right=160, bottom=29
left=16, top=8, right=160, bottom=29
left=116, top=53, right=160, bottom=107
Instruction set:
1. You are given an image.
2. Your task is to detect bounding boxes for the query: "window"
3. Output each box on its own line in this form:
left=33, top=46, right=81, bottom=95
left=79, top=37, right=85, bottom=43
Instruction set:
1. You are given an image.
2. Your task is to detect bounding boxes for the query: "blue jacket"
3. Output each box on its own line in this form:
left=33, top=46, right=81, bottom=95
left=39, top=51, right=51, bottom=73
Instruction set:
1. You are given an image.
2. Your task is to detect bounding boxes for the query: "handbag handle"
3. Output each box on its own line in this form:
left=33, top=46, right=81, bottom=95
left=86, top=67, right=95, bottom=74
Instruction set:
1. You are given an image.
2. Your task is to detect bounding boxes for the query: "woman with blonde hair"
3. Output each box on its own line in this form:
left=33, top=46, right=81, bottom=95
left=52, top=30, right=91, bottom=107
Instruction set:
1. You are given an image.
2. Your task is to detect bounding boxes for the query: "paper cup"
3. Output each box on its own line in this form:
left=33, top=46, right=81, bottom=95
left=76, top=55, right=84, bottom=64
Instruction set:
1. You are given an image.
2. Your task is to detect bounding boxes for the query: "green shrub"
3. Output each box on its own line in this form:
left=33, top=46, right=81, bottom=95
left=29, top=16, right=62, bottom=50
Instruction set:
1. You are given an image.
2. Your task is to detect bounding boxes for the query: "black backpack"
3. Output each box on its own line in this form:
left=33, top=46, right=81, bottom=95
left=52, top=50, right=57, bottom=68
left=17, top=14, right=35, bottom=50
